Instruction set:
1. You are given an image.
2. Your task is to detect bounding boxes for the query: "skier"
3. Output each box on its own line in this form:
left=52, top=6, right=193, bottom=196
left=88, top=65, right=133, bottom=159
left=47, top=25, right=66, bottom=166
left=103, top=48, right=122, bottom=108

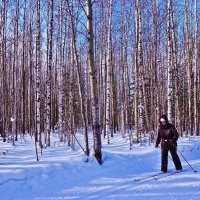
left=155, top=115, right=182, bottom=173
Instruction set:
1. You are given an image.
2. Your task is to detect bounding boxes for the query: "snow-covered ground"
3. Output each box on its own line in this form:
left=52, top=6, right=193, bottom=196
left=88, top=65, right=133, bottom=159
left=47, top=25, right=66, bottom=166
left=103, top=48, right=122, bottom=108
left=0, top=132, right=200, bottom=200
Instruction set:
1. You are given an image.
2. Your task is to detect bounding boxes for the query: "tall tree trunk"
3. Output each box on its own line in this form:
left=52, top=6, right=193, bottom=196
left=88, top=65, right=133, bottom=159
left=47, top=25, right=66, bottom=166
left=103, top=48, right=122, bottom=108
left=46, top=0, right=54, bottom=146
left=13, top=0, right=19, bottom=142
left=171, top=3, right=182, bottom=135
left=22, top=0, right=27, bottom=137
left=134, top=0, right=139, bottom=142
left=86, top=0, right=102, bottom=164
left=194, top=0, right=199, bottom=136
left=66, top=0, right=89, bottom=156
left=136, top=0, right=145, bottom=144
left=58, top=0, right=64, bottom=142
left=167, top=0, right=173, bottom=123
left=105, top=0, right=113, bottom=144
left=1, top=0, right=7, bottom=142
left=36, top=0, right=41, bottom=158
left=184, top=0, right=193, bottom=135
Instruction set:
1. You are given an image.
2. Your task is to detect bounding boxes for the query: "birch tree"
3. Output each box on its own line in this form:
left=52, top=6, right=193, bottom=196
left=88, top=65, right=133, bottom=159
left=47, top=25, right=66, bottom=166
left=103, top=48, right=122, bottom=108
left=167, top=0, right=173, bottom=123
left=105, top=0, right=113, bottom=144
left=66, top=0, right=89, bottom=156
left=194, top=0, right=199, bottom=136
left=184, top=0, right=192, bottom=135
left=46, top=0, right=54, bottom=146
left=12, top=0, right=19, bottom=142
left=36, top=0, right=42, bottom=156
left=86, top=0, right=102, bottom=164
left=58, top=0, right=64, bottom=142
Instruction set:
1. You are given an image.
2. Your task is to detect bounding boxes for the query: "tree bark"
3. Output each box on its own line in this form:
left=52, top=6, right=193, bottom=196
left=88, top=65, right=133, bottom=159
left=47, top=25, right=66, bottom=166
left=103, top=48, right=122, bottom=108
left=86, top=0, right=102, bottom=164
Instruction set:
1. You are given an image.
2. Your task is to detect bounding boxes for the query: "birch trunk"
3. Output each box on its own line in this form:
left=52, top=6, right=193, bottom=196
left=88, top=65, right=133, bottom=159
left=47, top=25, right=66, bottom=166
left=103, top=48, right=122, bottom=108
left=22, top=0, right=27, bottom=137
left=171, top=4, right=182, bottom=135
left=194, top=0, right=199, bottom=136
left=46, top=0, right=53, bottom=146
left=184, top=0, right=193, bottom=135
left=58, top=0, right=64, bottom=142
left=136, top=0, right=145, bottom=144
left=167, top=0, right=173, bottom=123
left=86, top=0, right=102, bottom=164
left=13, top=0, right=19, bottom=142
left=1, top=0, right=7, bottom=142
left=36, top=0, right=42, bottom=155
left=105, top=0, right=113, bottom=144
left=66, top=0, right=89, bottom=156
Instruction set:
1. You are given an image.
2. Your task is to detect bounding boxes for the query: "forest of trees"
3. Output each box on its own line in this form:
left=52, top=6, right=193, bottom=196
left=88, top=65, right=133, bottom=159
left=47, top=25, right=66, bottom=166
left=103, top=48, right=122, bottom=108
left=0, top=0, right=200, bottom=164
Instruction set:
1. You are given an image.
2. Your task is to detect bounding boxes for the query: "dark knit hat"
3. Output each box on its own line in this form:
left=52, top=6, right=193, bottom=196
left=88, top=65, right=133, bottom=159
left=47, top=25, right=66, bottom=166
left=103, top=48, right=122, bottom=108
left=159, top=114, right=168, bottom=123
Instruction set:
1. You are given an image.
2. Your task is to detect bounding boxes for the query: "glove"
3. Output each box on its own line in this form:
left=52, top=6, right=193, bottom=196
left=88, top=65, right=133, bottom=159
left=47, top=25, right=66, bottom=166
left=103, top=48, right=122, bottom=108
left=155, top=144, right=159, bottom=148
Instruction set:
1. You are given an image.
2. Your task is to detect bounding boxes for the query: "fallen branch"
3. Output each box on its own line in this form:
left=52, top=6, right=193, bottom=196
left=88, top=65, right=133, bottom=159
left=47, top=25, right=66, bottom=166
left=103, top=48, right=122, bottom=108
left=0, top=177, right=27, bottom=186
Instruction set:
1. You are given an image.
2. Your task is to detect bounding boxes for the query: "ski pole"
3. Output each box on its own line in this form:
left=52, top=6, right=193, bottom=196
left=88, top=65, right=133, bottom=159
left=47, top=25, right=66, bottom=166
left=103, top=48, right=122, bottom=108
left=177, top=148, right=197, bottom=173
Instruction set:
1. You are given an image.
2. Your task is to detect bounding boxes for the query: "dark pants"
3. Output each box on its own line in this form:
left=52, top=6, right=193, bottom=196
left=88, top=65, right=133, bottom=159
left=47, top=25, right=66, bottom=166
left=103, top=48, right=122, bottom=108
left=161, top=141, right=182, bottom=172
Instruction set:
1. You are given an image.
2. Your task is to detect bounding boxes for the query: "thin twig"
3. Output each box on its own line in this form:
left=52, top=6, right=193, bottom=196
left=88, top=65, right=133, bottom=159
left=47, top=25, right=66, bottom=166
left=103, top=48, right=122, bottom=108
left=0, top=178, right=27, bottom=186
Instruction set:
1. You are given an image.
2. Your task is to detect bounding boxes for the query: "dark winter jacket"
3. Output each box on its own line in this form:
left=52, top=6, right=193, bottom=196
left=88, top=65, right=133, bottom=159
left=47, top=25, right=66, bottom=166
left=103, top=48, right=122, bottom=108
left=155, top=123, right=179, bottom=147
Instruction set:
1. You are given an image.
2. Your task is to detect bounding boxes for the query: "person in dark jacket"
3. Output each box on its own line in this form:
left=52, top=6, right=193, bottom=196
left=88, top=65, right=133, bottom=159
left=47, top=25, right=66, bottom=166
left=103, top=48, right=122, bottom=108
left=155, top=114, right=182, bottom=173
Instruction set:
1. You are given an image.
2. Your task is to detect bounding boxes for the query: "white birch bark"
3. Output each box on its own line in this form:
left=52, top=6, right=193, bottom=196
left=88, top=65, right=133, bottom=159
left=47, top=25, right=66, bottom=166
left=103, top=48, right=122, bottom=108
left=58, top=0, right=64, bottom=142
left=36, top=0, right=42, bottom=149
left=184, top=0, right=192, bottom=135
left=46, top=0, right=53, bottom=146
left=105, top=0, right=113, bottom=144
left=136, top=0, right=145, bottom=143
left=66, top=0, right=90, bottom=155
left=86, top=0, right=102, bottom=164
left=194, top=0, right=198, bottom=135
left=167, top=0, right=173, bottom=123
left=12, top=0, right=19, bottom=143
left=134, top=0, right=139, bottom=142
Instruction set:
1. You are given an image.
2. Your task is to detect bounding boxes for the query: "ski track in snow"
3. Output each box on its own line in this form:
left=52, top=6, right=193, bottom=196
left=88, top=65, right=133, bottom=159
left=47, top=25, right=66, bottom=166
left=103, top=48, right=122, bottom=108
left=0, top=133, right=200, bottom=200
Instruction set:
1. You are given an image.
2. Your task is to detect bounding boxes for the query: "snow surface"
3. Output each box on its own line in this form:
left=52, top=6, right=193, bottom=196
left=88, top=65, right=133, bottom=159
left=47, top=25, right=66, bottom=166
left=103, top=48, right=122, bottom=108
left=0, top=132, right=200, bottom=200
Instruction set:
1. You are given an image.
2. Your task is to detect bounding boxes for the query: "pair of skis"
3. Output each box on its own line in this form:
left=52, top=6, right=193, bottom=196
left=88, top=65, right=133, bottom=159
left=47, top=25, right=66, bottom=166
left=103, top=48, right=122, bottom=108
left=134, top=170, right=182, bottom=182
